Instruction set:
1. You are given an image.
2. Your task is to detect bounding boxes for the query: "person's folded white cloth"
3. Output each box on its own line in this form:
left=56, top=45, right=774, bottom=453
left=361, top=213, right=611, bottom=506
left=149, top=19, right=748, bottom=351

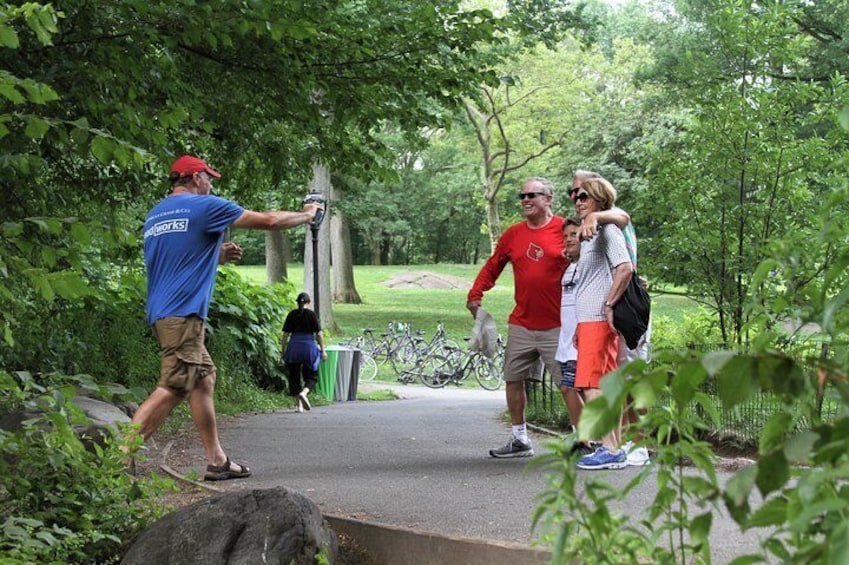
left=468, top=308, right=498, bottom=358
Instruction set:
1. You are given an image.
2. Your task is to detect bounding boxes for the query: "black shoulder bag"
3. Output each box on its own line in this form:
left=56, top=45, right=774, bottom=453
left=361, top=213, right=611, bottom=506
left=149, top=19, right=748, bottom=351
left=613, top=272, right=651, bottom=350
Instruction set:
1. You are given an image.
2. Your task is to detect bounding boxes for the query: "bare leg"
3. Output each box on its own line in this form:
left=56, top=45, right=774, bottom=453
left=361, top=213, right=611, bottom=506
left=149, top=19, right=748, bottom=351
left=505, top=380, right=526, bottom=425
left=130, top=386, right=184, bottom=441
left=583, top=388, right=620, bottom=450
left=188, top=372, right=228, bottom=468
left=620, top=396, right=646, bottom=442
left=560, top=386, right=585, bottom=430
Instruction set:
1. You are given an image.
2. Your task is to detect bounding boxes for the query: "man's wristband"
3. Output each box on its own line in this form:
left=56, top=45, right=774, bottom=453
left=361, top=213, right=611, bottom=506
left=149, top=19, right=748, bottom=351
left=604, top=301, right=614, bottom=309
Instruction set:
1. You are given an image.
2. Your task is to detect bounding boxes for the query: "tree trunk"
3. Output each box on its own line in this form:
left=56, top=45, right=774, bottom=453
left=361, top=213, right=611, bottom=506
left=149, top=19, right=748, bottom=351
left=330, top=184, right=362, bottom=304
left=484, top=190, right=501, bottom=254
left=264, top=231, right=289, bottom=284
left=369, top=235, right=381, bottom=265
left=303, top=162, right=339, bottom=333
left=380, top=233, right=391, bottom=265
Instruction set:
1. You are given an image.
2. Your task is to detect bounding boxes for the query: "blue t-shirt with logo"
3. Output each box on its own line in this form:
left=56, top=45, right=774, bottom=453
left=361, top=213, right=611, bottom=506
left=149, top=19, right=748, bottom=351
left=143, top=194, right=244, bottom=325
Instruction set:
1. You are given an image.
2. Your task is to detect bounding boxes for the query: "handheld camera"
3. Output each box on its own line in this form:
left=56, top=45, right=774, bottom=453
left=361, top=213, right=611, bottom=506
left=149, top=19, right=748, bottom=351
left=303, top=192, right=325, bottom=228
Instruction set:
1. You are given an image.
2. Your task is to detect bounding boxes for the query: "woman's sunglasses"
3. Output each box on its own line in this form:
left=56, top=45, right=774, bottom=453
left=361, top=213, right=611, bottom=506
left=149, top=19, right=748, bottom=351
left=571, top=192, right=591, bottom=203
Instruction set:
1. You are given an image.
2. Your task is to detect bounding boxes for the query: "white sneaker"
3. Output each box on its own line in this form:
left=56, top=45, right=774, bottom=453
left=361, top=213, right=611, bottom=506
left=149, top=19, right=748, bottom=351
left=625, top=446, right=650, bottom=466
left=298, top=391, right=311, bottom=411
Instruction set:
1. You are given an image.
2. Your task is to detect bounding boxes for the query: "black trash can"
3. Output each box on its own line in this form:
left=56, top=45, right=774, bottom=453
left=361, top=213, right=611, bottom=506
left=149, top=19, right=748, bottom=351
left=347, top=348, right=361, bottom=401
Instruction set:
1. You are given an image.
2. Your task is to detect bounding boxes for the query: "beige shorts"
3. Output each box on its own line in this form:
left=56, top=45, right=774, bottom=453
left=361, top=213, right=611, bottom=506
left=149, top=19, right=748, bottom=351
left=502, top=324, right=560, bottom=383
left=153, top=316, right=215, bottom=396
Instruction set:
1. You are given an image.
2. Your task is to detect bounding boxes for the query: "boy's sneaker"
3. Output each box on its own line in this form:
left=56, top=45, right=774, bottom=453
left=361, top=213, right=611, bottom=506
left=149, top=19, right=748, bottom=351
left=626, top=446, right=651, bottom=466
left=576, top=446, right=627, bottom=470
left=568, top=442, right=595, bottom=457
left=489, top=437, right=534, bottom=458
left=622, top=440, right=651, bottom=466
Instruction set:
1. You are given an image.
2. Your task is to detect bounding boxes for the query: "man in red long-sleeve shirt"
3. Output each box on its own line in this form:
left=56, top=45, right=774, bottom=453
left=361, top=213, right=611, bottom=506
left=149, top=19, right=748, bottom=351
left=467, top=177, right=567, bottom=458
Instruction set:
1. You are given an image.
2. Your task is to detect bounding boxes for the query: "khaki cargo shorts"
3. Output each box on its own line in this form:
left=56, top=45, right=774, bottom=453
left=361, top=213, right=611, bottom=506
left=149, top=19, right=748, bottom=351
left=502, top=324, right=560, bottom=383
left=153, top=316, right=215, bottom=396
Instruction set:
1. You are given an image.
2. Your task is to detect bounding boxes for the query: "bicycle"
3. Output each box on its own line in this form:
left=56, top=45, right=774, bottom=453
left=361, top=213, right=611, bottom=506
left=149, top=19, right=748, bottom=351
left=420, top=344, right=503, bottom=390
left=342, top=322, right=420, bottom=381
left=339, top=327, right=390, bottom=382
left=355, top=349, right=379, bottom=382
left=392, top=322, right=459, bottom=377
left=343, top=323, right=401, bottom=366
left=395, top=351, right=446, bottom=384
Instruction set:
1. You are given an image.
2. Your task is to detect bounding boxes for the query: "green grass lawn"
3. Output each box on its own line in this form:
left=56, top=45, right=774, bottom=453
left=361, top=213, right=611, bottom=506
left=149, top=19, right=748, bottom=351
left=236, top=263, right=697, bottom=345
left=238, top=263, right=510, bottom=342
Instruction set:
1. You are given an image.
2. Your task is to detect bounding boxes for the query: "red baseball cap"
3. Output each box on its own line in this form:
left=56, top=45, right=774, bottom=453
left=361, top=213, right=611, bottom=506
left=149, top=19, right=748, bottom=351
left=170, top=155, right=221, bottom=178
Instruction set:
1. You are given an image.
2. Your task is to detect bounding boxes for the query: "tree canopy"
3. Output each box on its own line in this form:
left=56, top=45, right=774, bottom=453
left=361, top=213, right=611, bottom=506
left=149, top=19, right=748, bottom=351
left=2, top=0, right=574, bottom=344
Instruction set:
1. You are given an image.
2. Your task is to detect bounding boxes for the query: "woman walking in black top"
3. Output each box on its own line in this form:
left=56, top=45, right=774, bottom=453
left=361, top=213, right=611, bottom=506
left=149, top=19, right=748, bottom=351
left=281, top=292, right=326, bottom=411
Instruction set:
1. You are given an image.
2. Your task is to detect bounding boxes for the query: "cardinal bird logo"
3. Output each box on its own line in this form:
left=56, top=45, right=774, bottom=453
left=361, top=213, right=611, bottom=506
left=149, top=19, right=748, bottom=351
left=526, top=243, right=544, bottom=261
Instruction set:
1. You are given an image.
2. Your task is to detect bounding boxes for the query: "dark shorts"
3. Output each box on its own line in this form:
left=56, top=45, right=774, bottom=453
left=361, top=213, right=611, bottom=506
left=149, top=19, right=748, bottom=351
left=153, top=316, right=215, bottom=397
left=559, top=360, right=577, bottom=389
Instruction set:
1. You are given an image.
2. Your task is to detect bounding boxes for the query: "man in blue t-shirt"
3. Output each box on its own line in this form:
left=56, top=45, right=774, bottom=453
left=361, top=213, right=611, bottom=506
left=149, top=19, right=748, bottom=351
left=129, top=155, right=322, bottom=481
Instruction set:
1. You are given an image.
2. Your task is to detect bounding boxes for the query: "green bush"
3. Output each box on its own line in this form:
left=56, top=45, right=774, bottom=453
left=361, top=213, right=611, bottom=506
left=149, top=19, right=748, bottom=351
left=208, top=267, right=296, bottom=392
left=1, top=265, right=296, bottom=396
left=0, top=269, right=158, bottom=392
left=0, top=371, right=173, bottom=564
left=651, top=308, right=724, bottom=353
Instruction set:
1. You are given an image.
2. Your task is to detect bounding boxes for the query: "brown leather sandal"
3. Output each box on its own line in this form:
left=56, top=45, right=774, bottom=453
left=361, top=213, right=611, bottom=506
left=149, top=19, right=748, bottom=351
left=204, top=457, right=252, bottom=481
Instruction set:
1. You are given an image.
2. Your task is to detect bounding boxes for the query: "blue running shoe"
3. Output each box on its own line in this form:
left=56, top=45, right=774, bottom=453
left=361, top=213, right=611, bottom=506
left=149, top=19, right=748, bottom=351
left=576, top=446, right=627, bottom=470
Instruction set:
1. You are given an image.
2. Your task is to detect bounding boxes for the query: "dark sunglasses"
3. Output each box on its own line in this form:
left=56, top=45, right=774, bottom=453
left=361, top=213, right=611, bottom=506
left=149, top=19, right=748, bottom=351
left=518, top=191, right=547, bottom=200
left=571, top=192, right=591, bottom=203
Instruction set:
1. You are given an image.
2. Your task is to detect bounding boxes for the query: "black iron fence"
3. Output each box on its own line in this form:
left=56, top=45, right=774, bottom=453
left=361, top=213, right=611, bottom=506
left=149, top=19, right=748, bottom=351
left=527, top=339, right=845, bottom=447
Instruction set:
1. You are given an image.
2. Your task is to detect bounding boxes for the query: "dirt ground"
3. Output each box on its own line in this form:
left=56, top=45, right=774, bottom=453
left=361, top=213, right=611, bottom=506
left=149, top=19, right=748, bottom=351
left=382, top=271, right=471, bottom=290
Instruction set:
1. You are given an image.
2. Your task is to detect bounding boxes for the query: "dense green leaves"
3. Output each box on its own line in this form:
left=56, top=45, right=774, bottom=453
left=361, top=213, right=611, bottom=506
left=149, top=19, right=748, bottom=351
left=0, top=0, right=530, bottom=350
left=0, top=371, right=171, bottom=563
left=629, top=0, right=849, bottom=343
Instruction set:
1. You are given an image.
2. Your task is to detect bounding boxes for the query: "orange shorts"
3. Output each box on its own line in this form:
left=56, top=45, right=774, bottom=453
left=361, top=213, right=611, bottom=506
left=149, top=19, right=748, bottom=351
left=574, top=321, right=619, bottom=389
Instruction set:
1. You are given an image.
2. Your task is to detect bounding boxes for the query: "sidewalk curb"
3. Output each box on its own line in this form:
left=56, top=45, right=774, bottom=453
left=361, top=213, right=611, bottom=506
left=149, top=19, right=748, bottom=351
left=325, top=514, right=552, bottom=565
left=158, top=446, right=551, bottom=563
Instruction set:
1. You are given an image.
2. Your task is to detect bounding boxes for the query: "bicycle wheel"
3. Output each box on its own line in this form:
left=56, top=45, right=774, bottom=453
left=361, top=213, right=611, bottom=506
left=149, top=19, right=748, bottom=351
left=474, top=354, right=503, bottom=390
left=394, top=340, right=418, bottom=368
left=371, top=340, right=393, bottom=366
left=420, top=354, right=453, bottom=389
left=434, top=339, right=461, bottom=358
left=358, top=351, right=378, bottom=382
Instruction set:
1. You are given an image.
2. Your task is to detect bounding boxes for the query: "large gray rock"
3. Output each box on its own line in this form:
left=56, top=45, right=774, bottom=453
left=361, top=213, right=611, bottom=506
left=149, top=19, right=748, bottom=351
left=122, top=487, right=338, bottom=565
left=0, top=395, right=131, bottom=450
left=71, top=395, right=131, bottom=449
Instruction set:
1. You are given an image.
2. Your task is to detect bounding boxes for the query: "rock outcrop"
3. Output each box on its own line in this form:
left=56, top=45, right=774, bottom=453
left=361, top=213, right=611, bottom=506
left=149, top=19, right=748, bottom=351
left=122, top=487, right=338, bottom=565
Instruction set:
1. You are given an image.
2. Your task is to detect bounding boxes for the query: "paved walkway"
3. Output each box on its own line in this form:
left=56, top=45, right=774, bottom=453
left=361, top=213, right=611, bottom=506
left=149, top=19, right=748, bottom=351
left=165, top=382, right=767, bottom=562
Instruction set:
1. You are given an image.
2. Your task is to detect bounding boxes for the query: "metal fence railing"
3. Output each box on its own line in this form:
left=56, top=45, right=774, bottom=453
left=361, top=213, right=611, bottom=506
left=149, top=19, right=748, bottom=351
left=526, top=340, right=846, bottom=448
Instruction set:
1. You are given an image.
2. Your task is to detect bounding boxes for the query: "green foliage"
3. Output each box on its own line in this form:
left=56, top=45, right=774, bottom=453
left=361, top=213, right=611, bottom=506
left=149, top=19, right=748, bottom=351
left=2, top=261, right=298, bottom=409
left=650, top=308, right=724, bottom=353
left=0, top=371, right=173, bottom=564
left=1, top=266, right=157, bottom=391
left=208, top=268, right=296, bottom=391
left=337, top=126, right=490, bottom=265
left=632, top=0, right=849, bottom=343
left=534, top=346, right=807, bottom=563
